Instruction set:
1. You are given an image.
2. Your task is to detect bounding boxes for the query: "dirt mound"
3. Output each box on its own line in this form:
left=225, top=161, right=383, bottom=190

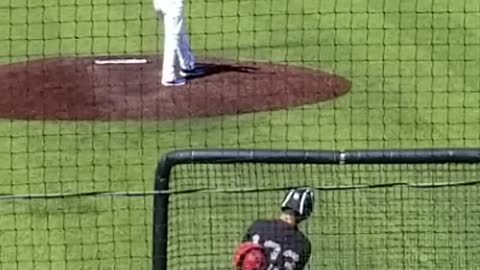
left=0, top=56, right=351, bottom=121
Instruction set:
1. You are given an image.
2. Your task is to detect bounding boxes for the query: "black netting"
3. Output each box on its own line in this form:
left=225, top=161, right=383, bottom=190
left=166, top=163, right=480, bottom=269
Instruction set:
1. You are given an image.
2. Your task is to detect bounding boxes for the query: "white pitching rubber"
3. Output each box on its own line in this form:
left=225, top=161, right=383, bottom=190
left=94, top=59, right=148, bottom=65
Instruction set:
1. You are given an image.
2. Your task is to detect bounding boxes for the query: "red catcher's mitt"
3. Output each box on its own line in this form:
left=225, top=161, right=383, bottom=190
left=233, top=242, right=266, bottom=270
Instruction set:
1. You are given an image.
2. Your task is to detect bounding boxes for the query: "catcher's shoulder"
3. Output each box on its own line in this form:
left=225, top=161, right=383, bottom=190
left=245, top=219, right=277, bottom=230
left=298, top=231, right=311, bottom=251
left=258, top=219, right=281, bottom=225
left=248, top=219, right=272, bottom=227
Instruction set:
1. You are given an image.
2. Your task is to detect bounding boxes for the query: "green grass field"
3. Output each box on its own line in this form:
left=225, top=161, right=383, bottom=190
left=0, top=0, right=479, bottom=269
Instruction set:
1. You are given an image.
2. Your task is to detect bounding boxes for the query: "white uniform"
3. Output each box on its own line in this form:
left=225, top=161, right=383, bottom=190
left=153, top=0, right=196, bottom=83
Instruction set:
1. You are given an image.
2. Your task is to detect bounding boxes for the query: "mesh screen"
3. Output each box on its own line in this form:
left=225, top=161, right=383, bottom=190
left=167, top=163, right=480, bottom=269
left=0, top=197, right=152, bottom=270
left=1, top=0, right=480, bottom=268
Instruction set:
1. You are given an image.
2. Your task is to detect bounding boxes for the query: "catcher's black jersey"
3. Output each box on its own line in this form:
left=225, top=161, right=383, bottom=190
left=242, top=219, right=311, bottom=270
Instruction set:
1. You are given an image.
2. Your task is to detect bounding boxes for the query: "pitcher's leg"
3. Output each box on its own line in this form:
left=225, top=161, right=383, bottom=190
left=161, top=11, right=188, bottom=85
left=176, top=21, right=195, bottom=71
left=161, top=22, right=178, bottom=83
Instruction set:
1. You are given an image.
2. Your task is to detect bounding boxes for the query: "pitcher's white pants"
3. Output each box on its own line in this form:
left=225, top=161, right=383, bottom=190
left=153, top=0, right=195, bottom=82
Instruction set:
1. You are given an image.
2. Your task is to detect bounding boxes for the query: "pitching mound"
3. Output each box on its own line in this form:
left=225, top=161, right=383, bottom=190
left=0, top=56, right=351, bottom=121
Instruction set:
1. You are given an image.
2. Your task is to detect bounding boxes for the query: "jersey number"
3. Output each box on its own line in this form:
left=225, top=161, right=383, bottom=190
left=252, top=234, right=300, bottom=270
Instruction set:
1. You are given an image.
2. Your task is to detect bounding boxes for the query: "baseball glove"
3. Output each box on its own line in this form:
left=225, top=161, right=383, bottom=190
left=233, top=242, right=267, bottom=270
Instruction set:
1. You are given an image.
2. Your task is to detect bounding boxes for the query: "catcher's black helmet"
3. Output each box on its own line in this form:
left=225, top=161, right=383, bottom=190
left=280, top=187, right=315, bottom=219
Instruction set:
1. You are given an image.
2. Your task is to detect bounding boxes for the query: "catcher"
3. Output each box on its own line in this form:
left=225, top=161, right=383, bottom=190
left=234, top=187, right=314, bottom=270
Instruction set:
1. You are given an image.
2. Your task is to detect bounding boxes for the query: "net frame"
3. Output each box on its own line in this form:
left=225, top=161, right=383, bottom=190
left=151, top=148, right=480, bottom=270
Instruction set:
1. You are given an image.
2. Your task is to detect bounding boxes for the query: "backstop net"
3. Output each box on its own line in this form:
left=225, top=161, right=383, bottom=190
left=153, top=149, right=480, bottom=270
